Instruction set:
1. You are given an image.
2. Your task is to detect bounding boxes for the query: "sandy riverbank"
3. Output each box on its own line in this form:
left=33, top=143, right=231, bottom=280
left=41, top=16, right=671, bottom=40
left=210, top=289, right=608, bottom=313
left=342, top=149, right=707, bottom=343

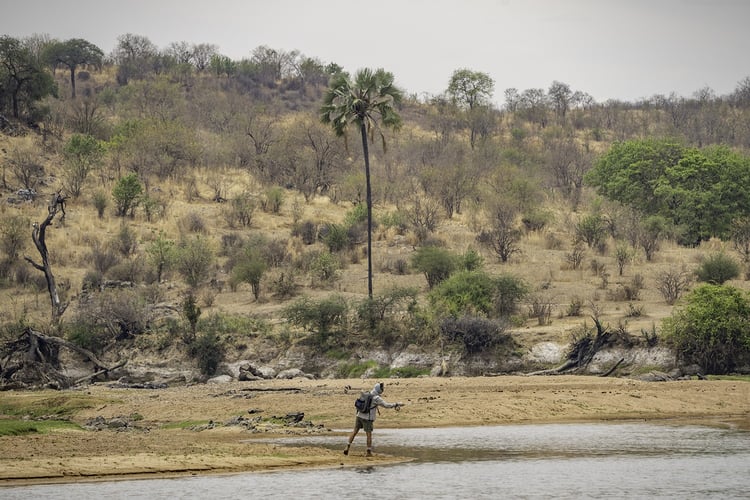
left=1, top=375, right=748, bottom=486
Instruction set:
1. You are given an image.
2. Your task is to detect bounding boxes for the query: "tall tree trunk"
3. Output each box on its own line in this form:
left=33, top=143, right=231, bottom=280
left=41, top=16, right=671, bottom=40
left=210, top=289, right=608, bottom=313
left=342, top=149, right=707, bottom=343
left=360, top=121, right=373, bottom=299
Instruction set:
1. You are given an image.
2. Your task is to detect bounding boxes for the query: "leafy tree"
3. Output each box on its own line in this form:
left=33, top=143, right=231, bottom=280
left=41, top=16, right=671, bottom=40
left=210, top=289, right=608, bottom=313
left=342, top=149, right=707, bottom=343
left=585, top=139, right=685, bottom=216
left=654, top=146, right=750, bottom=245
left=548, top=80, right=573, bottom=122
left=446, top=68, right=495, bottom=148
left=663, top=284, right=750, bottom=374
left=232, top=248, right=267, bottom=300
left=447, top=68, right=494, bottom=111
left=43, top=38, right=103, bottom=98
left=614, top=243, right=632, bottom=276
left=730, top=216, right=750, bottom=263
left=111, top=33, right=158, bottom=84
left=0, top=35, right=57, bottom=119
left=62, top=133, right=105, bottom=197
left=638, top=215, right=668, bottom=261
left=587, top=140, right=750, bottom=245
left=112, top=173, right=143, bottom=217
left=411, top=246, right=458, bottom=289
left=321, top=67, right=403, bottom=299
left=175, top=236, right=215, bottom=289
left=145, top=232, right=176, bottom=283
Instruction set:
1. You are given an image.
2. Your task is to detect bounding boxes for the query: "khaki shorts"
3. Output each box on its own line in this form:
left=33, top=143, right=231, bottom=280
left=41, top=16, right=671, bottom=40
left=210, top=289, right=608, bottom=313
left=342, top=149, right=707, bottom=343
left=354, top=416, right=374, bottom=432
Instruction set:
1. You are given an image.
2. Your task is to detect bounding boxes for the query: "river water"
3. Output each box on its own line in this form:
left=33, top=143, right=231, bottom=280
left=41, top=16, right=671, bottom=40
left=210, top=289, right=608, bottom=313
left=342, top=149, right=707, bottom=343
left=3, top=422, right=749, bottom=499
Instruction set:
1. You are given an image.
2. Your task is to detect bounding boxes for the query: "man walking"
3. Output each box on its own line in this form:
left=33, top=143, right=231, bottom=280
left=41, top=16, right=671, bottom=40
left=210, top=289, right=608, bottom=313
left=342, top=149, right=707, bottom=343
left=344, top=382, right=402, bottom=457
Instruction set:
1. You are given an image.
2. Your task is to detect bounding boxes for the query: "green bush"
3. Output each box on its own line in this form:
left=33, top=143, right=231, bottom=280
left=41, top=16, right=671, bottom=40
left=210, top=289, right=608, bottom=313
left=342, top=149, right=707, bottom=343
left=494, top=274, right=529, bottom=317
left=663, top=284, right=750, bottom=374
left=344, top=203, right=368, bottom=226
left=412, top=245, right=458, bottom=289
left=66, top=319, right=107, bottom=354
left=695, top=253, right=740, bottom=284
left=283, top=295, right=348, bottom=346
left=430, top=271, right=497, bottom=318
left=322, top=223, right=350, bottom=253
left=189, top=331, right=224, bottom=376
left=112, top=173, right=143, bottom=217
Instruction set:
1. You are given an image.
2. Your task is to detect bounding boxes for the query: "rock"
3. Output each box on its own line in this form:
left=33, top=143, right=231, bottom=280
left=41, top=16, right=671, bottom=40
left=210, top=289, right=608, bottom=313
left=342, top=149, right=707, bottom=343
left=276, top=368, right=312, bottom=380
left=207, top=375, right=233, bottom=384
left=525, top=342, right=564, bottom=364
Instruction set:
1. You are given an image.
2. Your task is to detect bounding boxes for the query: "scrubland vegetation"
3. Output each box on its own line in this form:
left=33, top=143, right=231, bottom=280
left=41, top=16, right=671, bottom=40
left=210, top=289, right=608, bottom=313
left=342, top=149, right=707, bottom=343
left=1, top=34, right=750, bottom=383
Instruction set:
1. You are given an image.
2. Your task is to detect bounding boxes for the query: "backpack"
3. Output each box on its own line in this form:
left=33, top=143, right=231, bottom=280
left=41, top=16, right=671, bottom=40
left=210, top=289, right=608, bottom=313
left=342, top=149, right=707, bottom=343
left=354, top=391, right=374, bottom=413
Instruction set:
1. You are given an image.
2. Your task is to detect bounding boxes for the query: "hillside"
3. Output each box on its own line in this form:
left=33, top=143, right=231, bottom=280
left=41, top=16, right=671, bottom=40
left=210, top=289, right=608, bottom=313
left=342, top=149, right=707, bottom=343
left=1, top=49, right=750, bottom=385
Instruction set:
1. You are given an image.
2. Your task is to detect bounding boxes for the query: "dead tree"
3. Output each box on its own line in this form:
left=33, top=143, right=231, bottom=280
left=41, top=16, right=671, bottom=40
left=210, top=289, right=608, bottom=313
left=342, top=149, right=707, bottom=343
left=24, top=191, right=68, bottom=323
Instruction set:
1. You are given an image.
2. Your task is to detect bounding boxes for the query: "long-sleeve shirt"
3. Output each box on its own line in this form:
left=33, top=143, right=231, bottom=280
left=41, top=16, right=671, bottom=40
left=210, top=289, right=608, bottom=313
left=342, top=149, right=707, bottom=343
left=356, top=393, right=398, bottom=421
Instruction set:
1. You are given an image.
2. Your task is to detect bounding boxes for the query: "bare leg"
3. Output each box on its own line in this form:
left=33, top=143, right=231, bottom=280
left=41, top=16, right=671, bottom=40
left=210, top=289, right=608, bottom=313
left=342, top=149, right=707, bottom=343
left=366, top=431, right=372, bottom=455
left=344, top=426, right=359, bottom=455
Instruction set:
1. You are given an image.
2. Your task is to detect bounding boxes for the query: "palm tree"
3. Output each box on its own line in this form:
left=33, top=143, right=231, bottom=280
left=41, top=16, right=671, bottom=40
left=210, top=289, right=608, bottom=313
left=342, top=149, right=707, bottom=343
left=320, top=68, right=402, bottom=298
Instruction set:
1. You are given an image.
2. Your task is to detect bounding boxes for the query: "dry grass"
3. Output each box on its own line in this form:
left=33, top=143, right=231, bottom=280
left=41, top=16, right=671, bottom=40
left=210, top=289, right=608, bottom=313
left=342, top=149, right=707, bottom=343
left=2, top=140, right=750, bottom=350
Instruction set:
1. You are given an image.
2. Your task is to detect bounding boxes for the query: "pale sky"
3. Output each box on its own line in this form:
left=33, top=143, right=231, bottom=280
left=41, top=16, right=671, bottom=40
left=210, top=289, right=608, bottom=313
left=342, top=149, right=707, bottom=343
left=2, top=0, right=749, bottom=106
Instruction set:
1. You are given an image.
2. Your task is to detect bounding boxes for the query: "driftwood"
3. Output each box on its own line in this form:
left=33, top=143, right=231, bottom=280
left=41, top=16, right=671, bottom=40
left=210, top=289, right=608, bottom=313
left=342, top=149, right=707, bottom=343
left=0, top=327, right=127, bottom=389
left=600, top=357, right=625, bottom=377
left=528, top=317, right=615, bottom=376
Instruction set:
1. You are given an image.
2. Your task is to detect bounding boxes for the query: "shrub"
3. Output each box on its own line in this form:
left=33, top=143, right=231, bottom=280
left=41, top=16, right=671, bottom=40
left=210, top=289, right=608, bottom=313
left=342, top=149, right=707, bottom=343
left=189, top=331, right=224, bottom=376
left=430, top=271, right=498, bottom=318
left=92, top=190, right=108, bottom=218
left=309, top=251, right=341, bottom=287
left=231, top=250, right=267, bottom=300
left=283, top=295, right=348, bottom=346
left=180, top=211, right=207, bottom=234
left=175, top=236, right=215, bottom=288
left=74, top=288, right=149, bottom=343
left=322, top=223, right=350, bottom=253
left=113, top=224, right=138, bottom=257
left=182, top=292, right=201, bottom=343
left=494, top=274, right=529, bottom=317
left=695, top=253, right=740, bottom=284
left=224, top=195, right=256, bottom=228
left=440, top=316, right=510, bottom=354
left=522, top=209, right=551, bottom=232
left=656, top=267, right=692, bottom=305
left=461, top=248, right=484, bottom=271
left=344, top=203, right=368, bottom=226
left=262, top=186, right=284, bottom=214
left=575, top=213, right=606, bottom=249
left=293, top=220, right=317, bottom=245
left=412, top=245, right=458, bottom=289
left=0, top=214, right=29, bottom=262
left=663, top=284, right=750, bottom=374
left=66, top=319, right=107, bottom=354
left=112, top=173, right=143, bottom=217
